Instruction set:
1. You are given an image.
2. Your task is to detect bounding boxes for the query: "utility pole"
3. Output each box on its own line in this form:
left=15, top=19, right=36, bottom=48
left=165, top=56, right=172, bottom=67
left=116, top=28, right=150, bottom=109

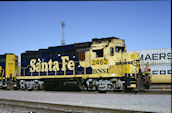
left=61, top=21, right=65, bottom=45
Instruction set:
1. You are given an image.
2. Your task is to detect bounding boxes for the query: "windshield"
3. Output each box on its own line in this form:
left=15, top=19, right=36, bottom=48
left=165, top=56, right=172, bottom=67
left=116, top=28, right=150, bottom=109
left=115, top=47, right=125, bottom=52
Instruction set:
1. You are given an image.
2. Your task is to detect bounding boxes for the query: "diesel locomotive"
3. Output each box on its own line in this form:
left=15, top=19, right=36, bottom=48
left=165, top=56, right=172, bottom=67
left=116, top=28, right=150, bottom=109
left=0, top=37, right=151, bottom=91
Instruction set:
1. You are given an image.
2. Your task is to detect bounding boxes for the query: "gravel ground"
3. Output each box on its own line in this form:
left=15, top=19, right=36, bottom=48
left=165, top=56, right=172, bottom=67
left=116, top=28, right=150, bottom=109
left=0, top=90, right=171, bottom=113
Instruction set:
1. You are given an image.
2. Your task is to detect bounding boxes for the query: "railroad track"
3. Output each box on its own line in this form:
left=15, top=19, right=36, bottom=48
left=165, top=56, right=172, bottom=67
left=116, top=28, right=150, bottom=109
left=0, top=98, right=161, bottom=113
left=0, top=87, right=171, bottom=95
left=0, top=90, right=171, bottom=113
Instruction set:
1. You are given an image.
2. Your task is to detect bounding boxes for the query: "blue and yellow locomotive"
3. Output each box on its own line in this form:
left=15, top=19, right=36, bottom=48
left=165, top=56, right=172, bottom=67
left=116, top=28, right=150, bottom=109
left=0, top=37, right=151, bottom=91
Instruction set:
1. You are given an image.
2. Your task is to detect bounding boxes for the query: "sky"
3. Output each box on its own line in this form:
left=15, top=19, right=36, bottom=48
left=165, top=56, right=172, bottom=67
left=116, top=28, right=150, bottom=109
left=0, top=1, right=171, bottom=60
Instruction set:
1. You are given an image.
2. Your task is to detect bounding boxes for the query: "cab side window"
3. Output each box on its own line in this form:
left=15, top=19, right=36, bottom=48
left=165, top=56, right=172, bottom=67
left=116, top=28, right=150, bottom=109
left=115, top=47, right=125, bottom=52
left=110, top=47, right=114, bottom=56
left=93, top=49, right=103, bottom=57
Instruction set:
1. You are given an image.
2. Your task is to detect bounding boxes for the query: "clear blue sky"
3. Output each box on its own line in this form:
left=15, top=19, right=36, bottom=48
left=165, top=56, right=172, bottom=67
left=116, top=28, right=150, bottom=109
left=0, top=1, right=171, bottom=60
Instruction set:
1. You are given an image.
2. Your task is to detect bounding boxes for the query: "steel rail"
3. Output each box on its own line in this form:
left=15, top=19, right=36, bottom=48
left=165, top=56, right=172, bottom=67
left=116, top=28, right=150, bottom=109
left=0, top=98, right=155, bottom=113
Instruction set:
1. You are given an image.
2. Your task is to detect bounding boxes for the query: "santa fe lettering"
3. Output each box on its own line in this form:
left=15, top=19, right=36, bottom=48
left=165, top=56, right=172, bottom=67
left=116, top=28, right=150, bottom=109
left=29, top=56, right=75, bottom=73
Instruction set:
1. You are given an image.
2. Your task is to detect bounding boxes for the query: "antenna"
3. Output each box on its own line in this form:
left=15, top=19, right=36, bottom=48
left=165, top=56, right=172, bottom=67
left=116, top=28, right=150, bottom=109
left=61, top=21, right=65, bottom=45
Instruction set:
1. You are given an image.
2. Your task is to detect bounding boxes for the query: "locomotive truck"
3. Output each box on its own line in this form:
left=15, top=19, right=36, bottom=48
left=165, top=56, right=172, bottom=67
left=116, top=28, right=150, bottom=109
left=0, top=37, right=151, bottom=91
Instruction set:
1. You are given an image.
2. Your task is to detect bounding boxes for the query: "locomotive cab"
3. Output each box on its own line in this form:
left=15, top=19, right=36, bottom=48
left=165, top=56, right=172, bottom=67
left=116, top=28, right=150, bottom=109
left=80, top=37, right=140, bottom=76
left=90, top=38, right=126, bottom=74
left=79, top=37, right=142, bottom=91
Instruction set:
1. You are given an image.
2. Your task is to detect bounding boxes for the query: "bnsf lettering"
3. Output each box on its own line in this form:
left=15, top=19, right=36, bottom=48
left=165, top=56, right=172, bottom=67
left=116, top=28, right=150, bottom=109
left=152, top=70, right=172, bottom=75
left=140, top=52, right=172, bottom=61
left=92, top=69, right=109, bottom=74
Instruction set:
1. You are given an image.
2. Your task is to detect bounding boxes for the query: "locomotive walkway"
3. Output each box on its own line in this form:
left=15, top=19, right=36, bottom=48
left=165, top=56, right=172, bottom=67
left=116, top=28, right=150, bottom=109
left=0, top=90, right=171, bottom=113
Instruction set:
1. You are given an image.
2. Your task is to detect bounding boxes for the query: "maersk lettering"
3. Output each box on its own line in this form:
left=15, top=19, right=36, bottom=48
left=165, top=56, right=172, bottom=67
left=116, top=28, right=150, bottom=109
left=140, top=52, right=172, bottom=61
left=152, top=54, right=158, bottom=60
left=159, top=53, right=166, bottom=60
left=140, top=54, right=144, bottom=61
left=145, top=54, right=151, bottom=60
left=167, top=53, right=172, bottom=59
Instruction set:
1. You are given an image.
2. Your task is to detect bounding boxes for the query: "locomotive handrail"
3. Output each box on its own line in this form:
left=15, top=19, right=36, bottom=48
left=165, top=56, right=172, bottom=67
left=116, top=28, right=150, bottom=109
left=21, top=65, right=31, bottom=77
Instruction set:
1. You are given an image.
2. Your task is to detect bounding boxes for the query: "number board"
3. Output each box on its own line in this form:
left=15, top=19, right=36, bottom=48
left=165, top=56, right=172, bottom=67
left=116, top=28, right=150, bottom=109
left=91, top=59, right=108, bottom=65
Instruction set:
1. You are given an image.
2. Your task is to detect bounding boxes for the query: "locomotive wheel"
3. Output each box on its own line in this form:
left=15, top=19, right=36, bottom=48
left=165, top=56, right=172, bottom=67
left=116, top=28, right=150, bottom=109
left=19, top=80, right=26, bottom=90
left=33, top=83, right=39, bottom=90
left=107, top=84, right=114, bottom=91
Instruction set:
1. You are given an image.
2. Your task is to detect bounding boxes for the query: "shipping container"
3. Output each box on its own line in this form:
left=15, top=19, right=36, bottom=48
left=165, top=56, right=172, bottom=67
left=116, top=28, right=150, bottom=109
left=142, top=64, right=171, bottom=75
left=129, top=48, right=172, bottom=75
left=129, top=48, right=172, bottom=64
